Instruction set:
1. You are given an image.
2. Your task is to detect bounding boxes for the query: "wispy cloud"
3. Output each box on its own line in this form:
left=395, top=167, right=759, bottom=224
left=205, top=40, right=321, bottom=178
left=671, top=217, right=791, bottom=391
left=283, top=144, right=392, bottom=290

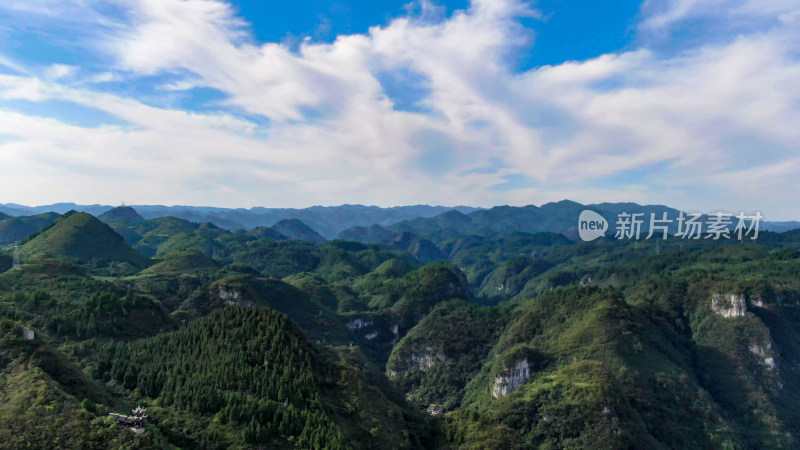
left=0, top=53, right=29, bottom=75
left=43, top=64, right=77, bottom=80
left=0, top=0, right=798, bottom=218
left=641, top=0, right=800, bottom=31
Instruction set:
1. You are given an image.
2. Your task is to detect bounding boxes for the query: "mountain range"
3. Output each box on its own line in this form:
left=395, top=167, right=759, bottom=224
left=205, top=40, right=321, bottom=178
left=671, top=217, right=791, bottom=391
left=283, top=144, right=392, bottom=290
left=0, top=203, right=482, bottom=239
left=1, top=201, right=800, bottom=448
left=3, top=201, right=792, bottom=249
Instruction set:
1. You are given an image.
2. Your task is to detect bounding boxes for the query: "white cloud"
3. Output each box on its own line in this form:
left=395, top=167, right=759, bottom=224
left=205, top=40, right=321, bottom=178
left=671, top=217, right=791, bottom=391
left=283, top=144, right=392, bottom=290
left=87, top=72, right=119, bottom=84
left=44, top=64, right=77, bottom=80
left=641, top=0, right=800, bottom=32
left=158, top=79, right=203, bottom=91
left=0, top=0, right=798, bottom=218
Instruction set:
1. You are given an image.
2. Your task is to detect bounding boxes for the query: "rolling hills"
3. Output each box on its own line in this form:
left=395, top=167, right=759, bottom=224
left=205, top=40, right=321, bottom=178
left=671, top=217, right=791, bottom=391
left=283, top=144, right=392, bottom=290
left=0, top=203, right=482, bottom=238
left=0, top=203, right=798, bottom=448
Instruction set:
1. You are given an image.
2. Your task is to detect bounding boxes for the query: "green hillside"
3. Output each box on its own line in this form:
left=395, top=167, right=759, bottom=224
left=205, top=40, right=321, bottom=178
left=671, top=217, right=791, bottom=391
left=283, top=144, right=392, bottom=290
left=152, top=223, right=231, bottom=258
left=0, top=212, right=60, bottom=246
left=200, top=274, right=353, bottom=346
left=98, top=206, right=145, bottom=226
left=0, top=316, right=163, bottom=449
left=127, top=216, right=200, bottom=255
left=2, top=204, right=800, bottom=449
left=271, top=219, right=327, bottom=243
left=387, top=300, right=508, bottom=409
left=385, top=243, right=800, bottom=449
left=98, top=206, right=146, bottom=245
left=138, top=249, right=218, bottom=276
left=247, top=226, right=288, bottom=240
left=0, top=262, right=174, bottom=340
left=80, top=306, right=431, bottom=449
left=18, top=211, right=151, bottom=274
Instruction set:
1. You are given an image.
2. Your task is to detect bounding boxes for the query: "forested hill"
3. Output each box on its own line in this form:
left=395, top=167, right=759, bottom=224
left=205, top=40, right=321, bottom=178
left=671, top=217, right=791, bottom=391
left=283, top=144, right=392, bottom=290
left=388, top=245, right=800, bottom=448
left=79, top=307, right=429, bottom=449
left=0, top=204, right=800, bottom=448
left=18, top=211, right=151, bottom=274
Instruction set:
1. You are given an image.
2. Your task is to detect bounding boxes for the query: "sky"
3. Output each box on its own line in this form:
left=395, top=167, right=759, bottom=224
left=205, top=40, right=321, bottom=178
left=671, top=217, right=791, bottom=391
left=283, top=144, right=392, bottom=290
left=0, top=0, right=798, bottom=219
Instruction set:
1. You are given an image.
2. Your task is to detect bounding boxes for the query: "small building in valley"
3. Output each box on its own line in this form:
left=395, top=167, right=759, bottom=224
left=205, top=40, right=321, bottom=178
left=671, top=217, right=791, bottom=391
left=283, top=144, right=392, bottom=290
left=110, top=406, right=148, bottom=428
left=427, top=404, right=446, bottom=416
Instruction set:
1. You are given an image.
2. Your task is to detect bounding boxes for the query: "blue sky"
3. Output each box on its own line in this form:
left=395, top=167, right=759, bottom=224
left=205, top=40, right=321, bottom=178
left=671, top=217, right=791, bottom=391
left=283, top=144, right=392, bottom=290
left=0, top=0, right=798, bottom=219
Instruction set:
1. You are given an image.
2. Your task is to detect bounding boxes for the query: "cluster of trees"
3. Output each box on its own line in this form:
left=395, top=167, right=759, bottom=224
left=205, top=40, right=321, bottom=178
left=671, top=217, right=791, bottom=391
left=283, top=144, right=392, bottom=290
left=81, top=307, right=349, bottom=448
left=0, top=267, right=171, bottom=340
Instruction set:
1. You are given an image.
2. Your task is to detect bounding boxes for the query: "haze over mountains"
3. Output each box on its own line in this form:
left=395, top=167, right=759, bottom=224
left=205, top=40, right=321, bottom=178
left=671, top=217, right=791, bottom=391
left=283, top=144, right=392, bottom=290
left=0, top=203, right=482, bottom=239
left=1, top=201, right=795, bottom=250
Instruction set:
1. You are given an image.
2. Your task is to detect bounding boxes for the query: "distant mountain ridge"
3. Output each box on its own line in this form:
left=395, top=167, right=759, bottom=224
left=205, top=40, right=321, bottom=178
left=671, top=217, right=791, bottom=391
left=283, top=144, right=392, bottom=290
left=0, top=203, right=481, bottom=238
left=339, top=200, right=685, bottom=243
left=2, top=202, right=797, bottom=247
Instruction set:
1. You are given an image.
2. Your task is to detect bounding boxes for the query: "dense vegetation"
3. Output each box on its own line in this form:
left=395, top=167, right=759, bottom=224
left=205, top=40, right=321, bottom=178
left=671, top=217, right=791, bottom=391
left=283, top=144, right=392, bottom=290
left=0, top=212, right=60, bottom=246
left=19, top=212, right=151, bottom=275
left=75, top=307, right=425, bottom=449
left=1, top=205, right=799, bottom=448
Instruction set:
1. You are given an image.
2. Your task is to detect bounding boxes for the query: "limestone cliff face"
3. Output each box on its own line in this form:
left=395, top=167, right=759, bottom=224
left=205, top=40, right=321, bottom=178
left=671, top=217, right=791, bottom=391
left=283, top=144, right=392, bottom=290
left=346, top=318, right=373, bottom=330
left=217, top=287, right=254, bottom=307
left=364, top=331, right=379, bottom=340
left=711, top=293, right=747, bottom=318
left=749, top=342, right=777, bottom=370
left=388, top=347, right=447, bottom=380
left=492, top=359, right=532, bottom=398
left=346, top=318, right=401, bottom=347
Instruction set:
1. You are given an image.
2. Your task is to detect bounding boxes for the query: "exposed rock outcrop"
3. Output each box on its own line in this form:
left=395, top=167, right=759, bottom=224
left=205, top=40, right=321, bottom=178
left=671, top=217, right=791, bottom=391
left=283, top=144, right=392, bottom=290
left=492, top=359, right=532, bottom=398
left=364, top=331, right=379, bottom=340
left=750, top=342, right=778, bottom=370
left=711, top=293, right=747, bottom=318
left=427, top=404, right=446, bottom=416
left=217, top=288, right=254, bottom=307
left=388, top=348, right=447, bottom=379
left=346, top=318, right=373, bottom=330
left=20, top=326, right=34, bottom=341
